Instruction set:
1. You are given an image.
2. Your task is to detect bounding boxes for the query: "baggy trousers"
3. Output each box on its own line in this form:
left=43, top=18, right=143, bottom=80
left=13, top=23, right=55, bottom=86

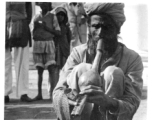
left=5, top=45, right=29, bottom=97
left=55, top=63, right=124, bottom=120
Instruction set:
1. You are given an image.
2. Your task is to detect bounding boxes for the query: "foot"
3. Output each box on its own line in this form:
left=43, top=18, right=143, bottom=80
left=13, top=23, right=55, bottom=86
left=32, top=95, right=43, bottom=101
left=20, top=94, right=32, bottom=102
left=5, top=96, right=10, bottom=103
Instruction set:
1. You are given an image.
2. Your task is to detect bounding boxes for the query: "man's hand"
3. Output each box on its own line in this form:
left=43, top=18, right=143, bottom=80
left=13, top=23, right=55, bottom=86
left=79, top=85, right=118, bottom=111
left=64, top=88, right=79, bottom=106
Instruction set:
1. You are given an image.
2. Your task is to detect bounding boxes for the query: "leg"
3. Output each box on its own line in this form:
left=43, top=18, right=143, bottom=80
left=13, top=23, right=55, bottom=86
left=33, top=66, right=44, bottom=101
left=5, top=48, right=13, bottom=103
left=103, top=66, right=124, bottom=98
left=14, top=45, right=32, bottom=102
left=48, top=65, right=59, bottom=100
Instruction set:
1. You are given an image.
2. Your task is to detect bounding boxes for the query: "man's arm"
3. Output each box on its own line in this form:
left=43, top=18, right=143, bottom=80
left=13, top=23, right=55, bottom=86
left=117, top=55, right=143, bottom=119
left=43, top=14, right=61, bottom=36
left=109, top=53, right=143, bottom=119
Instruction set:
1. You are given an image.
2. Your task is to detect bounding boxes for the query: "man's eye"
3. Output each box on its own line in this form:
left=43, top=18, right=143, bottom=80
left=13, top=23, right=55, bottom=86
left=92, top=24, right=101, bottom=29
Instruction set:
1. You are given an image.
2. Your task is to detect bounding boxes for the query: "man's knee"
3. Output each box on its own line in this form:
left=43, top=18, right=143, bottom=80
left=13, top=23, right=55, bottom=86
left=103, top=66, right=124, bottom=80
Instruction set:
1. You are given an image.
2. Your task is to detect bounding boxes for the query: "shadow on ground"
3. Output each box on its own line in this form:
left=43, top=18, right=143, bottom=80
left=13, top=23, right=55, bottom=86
left=5, top=99, right=56, bottom=120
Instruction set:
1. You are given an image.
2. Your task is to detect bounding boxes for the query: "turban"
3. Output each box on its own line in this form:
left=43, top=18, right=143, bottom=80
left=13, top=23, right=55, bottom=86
left=51, top=7, right=68, bottom=24
left=54, top=7, right=67, bottom=15
left=85, top=3, right=126, bottom=27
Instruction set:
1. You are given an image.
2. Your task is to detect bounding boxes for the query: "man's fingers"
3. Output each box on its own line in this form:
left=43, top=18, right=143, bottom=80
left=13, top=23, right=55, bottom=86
left=79, top=85, right=103, bottom=95
left=81, top=85, right=101, bottom=91
left=79, top=88, right=103, bottom=95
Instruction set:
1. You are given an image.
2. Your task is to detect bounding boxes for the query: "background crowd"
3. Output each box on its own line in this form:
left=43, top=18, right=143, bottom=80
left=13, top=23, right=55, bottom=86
left=5, top=2, right=88, bottom=103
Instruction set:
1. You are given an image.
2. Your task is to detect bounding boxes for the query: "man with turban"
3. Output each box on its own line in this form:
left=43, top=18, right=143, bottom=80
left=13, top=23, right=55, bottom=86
left=53, top=3, right=143, bottom=120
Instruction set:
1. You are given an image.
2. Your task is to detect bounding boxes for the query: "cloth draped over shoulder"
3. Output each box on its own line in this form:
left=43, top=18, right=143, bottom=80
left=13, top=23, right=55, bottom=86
left=84, top=3, right=126, bottom=27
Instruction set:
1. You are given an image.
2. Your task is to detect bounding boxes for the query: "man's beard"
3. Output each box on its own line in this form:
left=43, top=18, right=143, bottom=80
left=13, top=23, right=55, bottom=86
left=87, top=34, right=118, bottom=57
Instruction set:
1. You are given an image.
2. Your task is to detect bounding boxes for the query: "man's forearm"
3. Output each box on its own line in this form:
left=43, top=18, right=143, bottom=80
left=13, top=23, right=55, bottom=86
left=44, top=26, right=61, bottom=36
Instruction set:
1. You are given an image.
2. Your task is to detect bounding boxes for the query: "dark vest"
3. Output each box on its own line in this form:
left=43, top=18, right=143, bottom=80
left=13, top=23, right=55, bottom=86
left=33, top=13, right=55, bottom=41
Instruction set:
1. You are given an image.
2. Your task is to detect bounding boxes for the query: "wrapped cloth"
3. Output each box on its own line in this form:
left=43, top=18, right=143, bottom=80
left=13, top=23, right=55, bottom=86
left=85, top=3, right=126, bottom=27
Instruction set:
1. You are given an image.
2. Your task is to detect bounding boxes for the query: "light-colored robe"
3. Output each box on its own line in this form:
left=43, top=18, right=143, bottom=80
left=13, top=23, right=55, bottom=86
left=53, top=42, right=143, bottom=120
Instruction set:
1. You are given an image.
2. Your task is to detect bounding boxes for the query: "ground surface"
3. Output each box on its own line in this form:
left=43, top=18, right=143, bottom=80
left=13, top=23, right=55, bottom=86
left=4, top=88, right=147, bottom=120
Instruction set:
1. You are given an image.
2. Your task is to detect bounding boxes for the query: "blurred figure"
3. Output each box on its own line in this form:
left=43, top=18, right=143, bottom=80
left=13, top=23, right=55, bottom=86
left=5, top=2, right=32, bottom=103
left=62, top=2, right=87, bottom=51
left=53, top=6, right=71, bottom=69
left=31, top=2, right=60, bottom=101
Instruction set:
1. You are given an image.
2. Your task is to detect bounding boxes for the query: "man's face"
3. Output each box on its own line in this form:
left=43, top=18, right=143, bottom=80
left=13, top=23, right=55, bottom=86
left=88, top=14, right=118, bottom=54
left=57, top=12, right=65, bottom=23
left=88, top=15, right=103, bottom=42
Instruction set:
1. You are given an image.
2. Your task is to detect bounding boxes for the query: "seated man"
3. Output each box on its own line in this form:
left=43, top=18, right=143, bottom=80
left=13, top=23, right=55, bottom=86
left=53, top=3, right=143, bottom=120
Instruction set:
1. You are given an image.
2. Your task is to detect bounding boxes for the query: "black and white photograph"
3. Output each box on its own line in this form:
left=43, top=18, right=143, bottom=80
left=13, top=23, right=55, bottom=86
left=3, top=1, right=151, bottom=120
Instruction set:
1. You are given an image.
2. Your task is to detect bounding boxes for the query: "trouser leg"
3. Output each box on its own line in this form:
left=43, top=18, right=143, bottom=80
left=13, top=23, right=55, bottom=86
left=14, top=45, right=29, bottom=97
left=5, top=48, right=13, bottom=96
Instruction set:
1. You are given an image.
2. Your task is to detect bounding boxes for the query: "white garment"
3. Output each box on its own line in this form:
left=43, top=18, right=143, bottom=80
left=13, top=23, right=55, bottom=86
left=62, top=3, right=87, bottom=52
left=5, top=48, right=13, bottom=96
left=5, top=44, right=29, bottom=97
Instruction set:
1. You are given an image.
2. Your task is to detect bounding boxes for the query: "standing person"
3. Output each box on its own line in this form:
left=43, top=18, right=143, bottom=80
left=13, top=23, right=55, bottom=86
left=53, top=7, right=71, bottom=70
left=32, top=2, right=61, bottom=101
left=5, top=2, right=32, bottom=103
left=53, top=3, right=143, bottom=120
left=62, top=2, right=87, bottom=51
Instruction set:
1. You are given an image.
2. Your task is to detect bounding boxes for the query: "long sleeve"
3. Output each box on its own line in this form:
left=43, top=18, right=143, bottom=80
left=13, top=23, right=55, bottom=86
left=53, top=14, right=60, bottom=31
left=113, top=51, right=143, bottom=120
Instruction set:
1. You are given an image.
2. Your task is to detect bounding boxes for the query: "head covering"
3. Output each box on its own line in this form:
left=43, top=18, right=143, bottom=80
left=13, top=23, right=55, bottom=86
left=85, top=3, right=126, bottom=27
left=53, top=7, right=68, bottom=24
left=54, top=7, right=67, bottom=15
